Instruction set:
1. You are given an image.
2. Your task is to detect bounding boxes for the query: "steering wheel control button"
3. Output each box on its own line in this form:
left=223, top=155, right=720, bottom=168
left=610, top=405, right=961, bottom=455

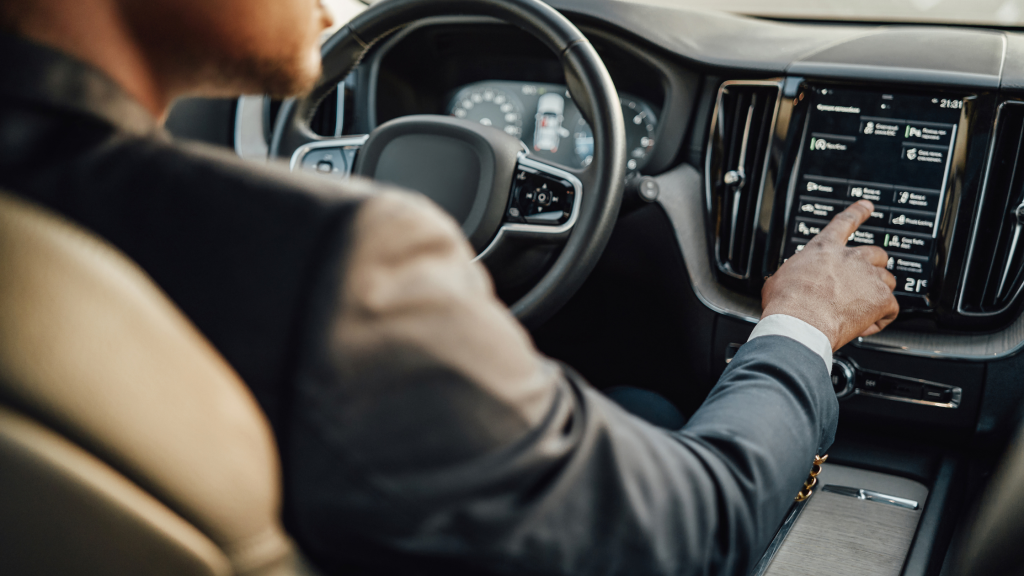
left=831, top=358, right=856, bottom=399
left=508, top=168, right=574, bottom=226
left=299, top=147, right=357, bottom=179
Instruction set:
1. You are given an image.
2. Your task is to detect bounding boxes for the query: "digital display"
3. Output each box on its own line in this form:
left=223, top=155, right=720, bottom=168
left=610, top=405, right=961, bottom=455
left=784, top=86, right=963, bottom=300
left=447, top=81, right=659, bottom=172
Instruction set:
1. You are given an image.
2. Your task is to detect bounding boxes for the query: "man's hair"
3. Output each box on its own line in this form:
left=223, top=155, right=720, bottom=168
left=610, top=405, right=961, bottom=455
left=0, top=2, right=28, bottom=33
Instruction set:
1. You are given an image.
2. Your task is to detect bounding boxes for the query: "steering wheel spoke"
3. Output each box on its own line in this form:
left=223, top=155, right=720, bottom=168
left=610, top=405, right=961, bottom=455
left=505, top=155, right=583, bottom=229
left=474, top=154, right=583, bottom=261
left=288, top=134, right=369, bottom=180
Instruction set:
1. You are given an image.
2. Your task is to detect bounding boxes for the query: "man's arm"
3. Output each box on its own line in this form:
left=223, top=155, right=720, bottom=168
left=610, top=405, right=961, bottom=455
left=283, top=190, right=893, bottom=575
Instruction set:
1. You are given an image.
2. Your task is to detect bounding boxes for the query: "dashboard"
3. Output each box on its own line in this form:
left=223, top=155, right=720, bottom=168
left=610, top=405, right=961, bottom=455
left=181, top=2, right=1024, bottom=573
left=446, top=81, right=659, bottom=172
left=245, top=5, right=1024, bottom=360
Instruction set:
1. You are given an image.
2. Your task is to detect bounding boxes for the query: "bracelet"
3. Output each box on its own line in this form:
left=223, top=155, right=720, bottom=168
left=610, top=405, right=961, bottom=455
left=794, top=454, right=828, bottom=502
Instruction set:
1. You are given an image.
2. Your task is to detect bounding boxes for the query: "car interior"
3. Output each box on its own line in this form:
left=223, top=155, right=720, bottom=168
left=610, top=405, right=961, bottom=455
left=3, top=0, right=1024, bottom=574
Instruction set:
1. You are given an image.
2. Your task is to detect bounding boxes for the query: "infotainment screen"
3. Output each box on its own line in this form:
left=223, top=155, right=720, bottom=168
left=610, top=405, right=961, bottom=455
left=784, top=86, right=964, bottom=302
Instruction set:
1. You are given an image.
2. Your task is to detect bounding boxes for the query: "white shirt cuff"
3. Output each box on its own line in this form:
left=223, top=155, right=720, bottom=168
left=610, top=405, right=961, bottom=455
left=748, top=314, right=833, bottom=374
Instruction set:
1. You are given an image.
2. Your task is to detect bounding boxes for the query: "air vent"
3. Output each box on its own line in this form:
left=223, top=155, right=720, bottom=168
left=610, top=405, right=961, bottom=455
left=706, top=81, right=781, bottom=280
left=309, top=78, right=356, bottom=138
left=959, top=101, right=1024, bottom=316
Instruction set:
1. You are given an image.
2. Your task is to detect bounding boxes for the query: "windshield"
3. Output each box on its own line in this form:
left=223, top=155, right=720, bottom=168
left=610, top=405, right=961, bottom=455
left=648, top=0, right=1024, bottom=27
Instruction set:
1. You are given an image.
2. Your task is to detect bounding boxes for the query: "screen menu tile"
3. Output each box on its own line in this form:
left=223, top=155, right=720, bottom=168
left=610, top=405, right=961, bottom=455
left=784, top=86, right=963, bottom=300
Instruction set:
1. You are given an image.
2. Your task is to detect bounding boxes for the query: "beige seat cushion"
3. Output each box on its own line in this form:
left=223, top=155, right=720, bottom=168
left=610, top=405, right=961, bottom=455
left=0, top=191, right=304, bottom=575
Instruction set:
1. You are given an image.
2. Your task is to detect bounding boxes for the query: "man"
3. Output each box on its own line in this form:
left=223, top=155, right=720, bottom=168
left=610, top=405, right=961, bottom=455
left=0, top=0, right=898, bottom=574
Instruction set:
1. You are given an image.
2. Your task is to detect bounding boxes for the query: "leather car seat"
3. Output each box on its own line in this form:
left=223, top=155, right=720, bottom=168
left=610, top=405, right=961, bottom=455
left=0, top=191, right=316, bottom=576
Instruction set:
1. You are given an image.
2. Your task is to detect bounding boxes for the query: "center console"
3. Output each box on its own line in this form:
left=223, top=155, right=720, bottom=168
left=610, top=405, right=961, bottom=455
left=705, top=77, right=1015, bottom=331
left=696, top=76, right=1024, bottom=423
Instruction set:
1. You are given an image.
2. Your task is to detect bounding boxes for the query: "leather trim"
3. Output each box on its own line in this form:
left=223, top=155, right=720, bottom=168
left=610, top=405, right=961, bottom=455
left=0, top=404, right=231, bottom=576
left=0, top=192, right=293, bottom=574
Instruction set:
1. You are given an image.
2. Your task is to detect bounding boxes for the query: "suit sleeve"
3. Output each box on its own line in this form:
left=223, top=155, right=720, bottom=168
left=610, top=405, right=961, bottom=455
left=284, top=188, right=839, bottom=576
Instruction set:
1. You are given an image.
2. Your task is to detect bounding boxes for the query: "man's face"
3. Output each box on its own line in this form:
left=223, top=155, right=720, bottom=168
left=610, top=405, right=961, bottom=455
left=121, top=0, right=334, bottom=98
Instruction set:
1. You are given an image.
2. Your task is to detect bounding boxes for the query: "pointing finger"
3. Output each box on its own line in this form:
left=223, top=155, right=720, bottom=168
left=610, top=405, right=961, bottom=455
left=815, top=200, right=874, bottom=246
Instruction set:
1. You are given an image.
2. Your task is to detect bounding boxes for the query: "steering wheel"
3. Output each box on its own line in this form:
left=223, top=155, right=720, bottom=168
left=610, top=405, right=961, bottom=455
left=269, top=0, right=626, bottom=328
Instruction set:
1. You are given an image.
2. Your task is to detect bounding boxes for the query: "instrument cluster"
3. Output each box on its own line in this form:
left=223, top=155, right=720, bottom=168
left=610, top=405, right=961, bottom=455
left=448, top=80, right=659, bottom=173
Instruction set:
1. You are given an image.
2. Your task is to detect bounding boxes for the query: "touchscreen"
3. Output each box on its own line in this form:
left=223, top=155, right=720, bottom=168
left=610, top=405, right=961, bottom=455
left=784, top=86, right=963, bottom=300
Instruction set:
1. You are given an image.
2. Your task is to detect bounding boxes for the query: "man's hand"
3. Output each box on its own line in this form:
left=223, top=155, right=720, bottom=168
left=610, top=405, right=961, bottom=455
left=762, top=200, right=899, bottom=352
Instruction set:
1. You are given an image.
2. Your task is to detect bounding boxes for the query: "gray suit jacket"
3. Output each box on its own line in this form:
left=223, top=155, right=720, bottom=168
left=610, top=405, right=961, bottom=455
left=0, top=33, right=838, bottom=576
left=285, top=187, right=837, bottom=576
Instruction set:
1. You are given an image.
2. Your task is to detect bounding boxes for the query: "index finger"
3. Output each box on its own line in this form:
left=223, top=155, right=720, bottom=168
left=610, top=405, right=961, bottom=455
left=815, top=200, right=874, bottom=245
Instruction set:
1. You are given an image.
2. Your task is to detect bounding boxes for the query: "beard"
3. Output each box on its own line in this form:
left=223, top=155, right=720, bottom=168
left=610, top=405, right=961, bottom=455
left=219, top=50, right=323, bottom=99
left=181, top=41, right=323, bottom=100
left=115, top=0, right=331, bottom=101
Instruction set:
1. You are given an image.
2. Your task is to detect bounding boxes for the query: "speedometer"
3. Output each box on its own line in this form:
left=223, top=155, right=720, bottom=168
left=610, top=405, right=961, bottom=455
left=574, top=97, right=657, bottom=172
left=447, top=82, right=658, bottom=173
left=448, top=86, right=524, bottom=139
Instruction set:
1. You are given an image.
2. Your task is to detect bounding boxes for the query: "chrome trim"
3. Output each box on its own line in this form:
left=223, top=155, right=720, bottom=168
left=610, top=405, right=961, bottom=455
left=833, top=357, right=963, bottom=408
left=473, top=154, right=584, bottom=262
left=996, top=207, right=1024, bottom=299
left=686, top=282, right=761, bottom=325
left=334, top=81, right=346, bottom=137
left=728, top=100, right=756, bottom=263
left=831, top=357, right=855, bottom=399
left=750, top=498, right=810, bottom=576
left=723, top=343, right=742, bottom=364
left=956, top=100, right=1024, bottom=317
left=932, top=122, right=958, bottom=238
left=778, top=115, right=811, bottom=267
left=821, top=485, right=920, bottom=510
left=705, top=80, right=784, bottom=281
left=288, top=135, right=370, bottom=173
left=654, top=163, right=763, bottom=324
left=854, top=384, right=961, bottom=409
left=234, top=95, right=269, bottom=162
